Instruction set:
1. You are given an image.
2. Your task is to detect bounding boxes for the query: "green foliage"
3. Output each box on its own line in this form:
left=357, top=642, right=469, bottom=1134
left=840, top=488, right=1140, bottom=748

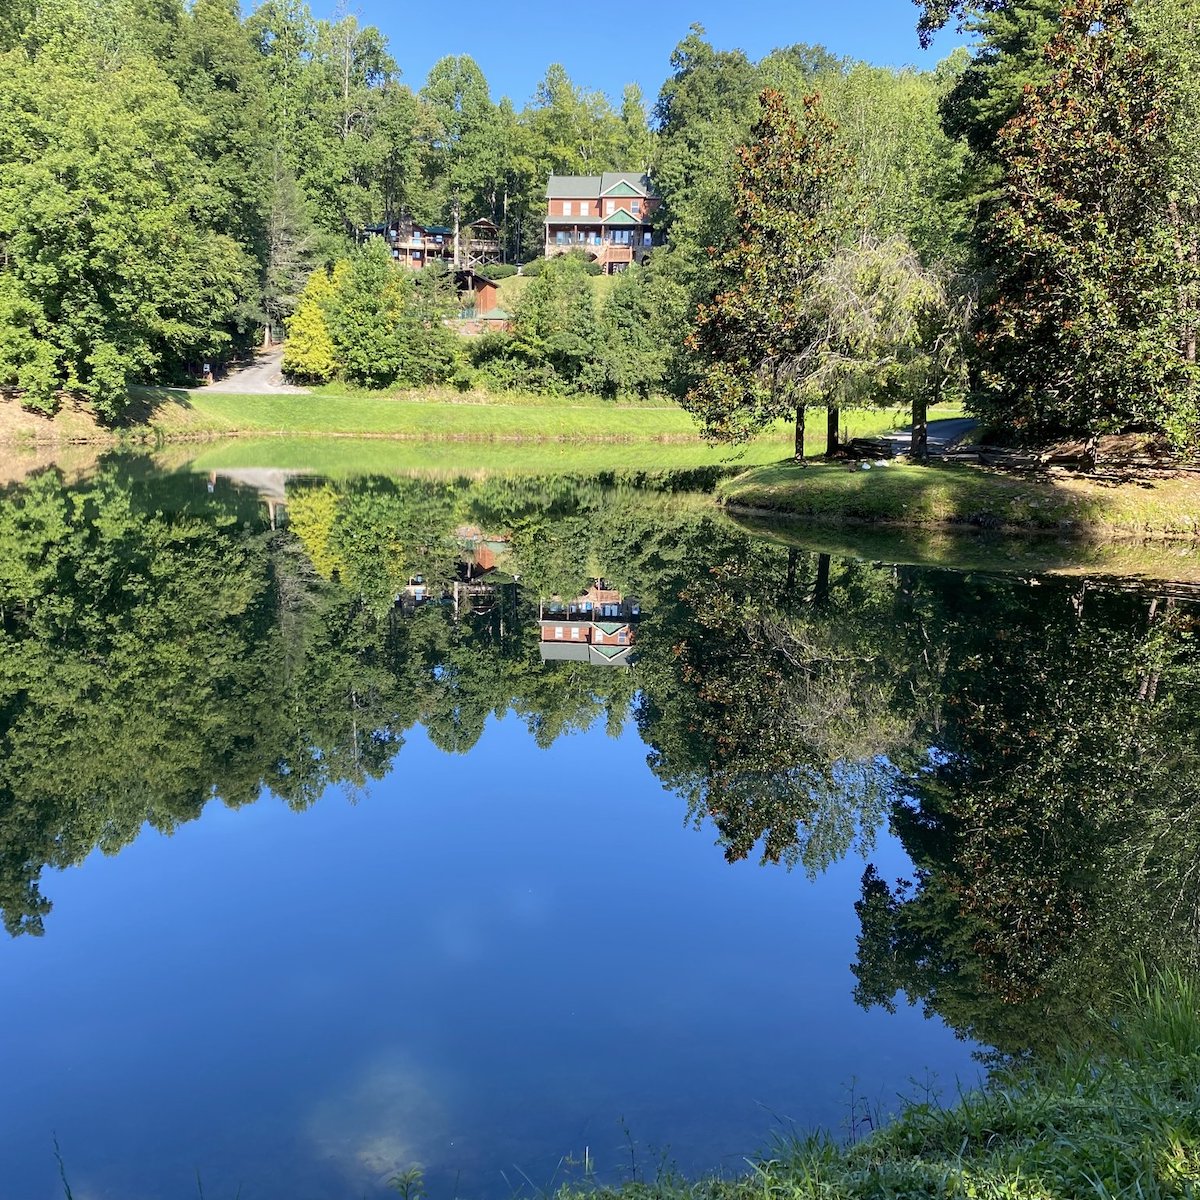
left=0, top=30, right=254, bottom=418
left=284, top=245, right=459, bottom=389
left=976, top=0, right=1194, bottom=446
left=282, top=263, right=340, bottom=383
left=684, top=89, right=850, bottom=447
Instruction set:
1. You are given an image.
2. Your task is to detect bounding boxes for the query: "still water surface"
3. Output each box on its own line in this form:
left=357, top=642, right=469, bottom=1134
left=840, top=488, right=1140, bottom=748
left=1, top=458, right=1195, bottom=1198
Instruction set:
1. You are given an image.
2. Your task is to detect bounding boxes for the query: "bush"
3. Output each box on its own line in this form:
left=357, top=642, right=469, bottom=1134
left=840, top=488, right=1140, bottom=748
left=476, top=264, right=519, bottom=281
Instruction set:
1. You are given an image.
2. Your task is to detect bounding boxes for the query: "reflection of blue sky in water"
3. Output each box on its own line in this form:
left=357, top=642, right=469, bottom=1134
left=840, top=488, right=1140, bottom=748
left=0, top=715, right=980, bottom=1200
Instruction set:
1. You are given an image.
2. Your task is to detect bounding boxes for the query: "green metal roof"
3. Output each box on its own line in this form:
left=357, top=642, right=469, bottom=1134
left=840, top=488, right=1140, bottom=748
left=601, top=209, right=642, bottom=225
left=545, top=172, right=655, bottom=199
left=593, top=621, right=628, bottom=635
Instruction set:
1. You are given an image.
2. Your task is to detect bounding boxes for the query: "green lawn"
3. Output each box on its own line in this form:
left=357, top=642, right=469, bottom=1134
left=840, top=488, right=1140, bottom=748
left=720, top=458, right=1200, bottom=537
left=495, top=272, right=619, bottom=309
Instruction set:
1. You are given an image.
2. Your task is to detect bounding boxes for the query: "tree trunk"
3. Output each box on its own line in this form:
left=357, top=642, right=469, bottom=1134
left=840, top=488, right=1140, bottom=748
left=794, top=404, right=807, bottom=464
left=825, top=406, right=840, bottom=457
left=785, top=547, right=798, bottom=596
left=1082, top=432, right=1098, bottom=473
left=262, top=322, right=272, bottom=349
left=452, top=197, right=461, bottom=269
left=911, top=394, right=928, bottom=464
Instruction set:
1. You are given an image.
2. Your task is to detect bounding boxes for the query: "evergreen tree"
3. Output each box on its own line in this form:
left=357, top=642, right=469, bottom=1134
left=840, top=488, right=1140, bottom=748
left=683, top=89, right=850, bottom=458
left=977, top=0, right=1193, bottom=449
left=282, top=263, right=341, bottom=382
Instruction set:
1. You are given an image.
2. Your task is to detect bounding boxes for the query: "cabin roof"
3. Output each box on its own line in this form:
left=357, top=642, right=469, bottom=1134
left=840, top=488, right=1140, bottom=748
left=545, top=171, right=654, bottom=199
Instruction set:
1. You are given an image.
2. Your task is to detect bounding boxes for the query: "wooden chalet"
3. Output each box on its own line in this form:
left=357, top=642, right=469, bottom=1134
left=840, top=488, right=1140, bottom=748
left=362, top=215, right=503, bottom=270
left=543, top=172, right=659, bottom=273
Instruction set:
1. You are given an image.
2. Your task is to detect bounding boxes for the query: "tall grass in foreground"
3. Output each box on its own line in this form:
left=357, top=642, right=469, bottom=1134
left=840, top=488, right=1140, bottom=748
left=558, top=970, right=1200, bottom=1200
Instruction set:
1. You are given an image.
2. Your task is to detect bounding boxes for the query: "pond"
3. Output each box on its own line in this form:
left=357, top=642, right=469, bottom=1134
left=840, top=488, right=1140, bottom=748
left=1, top=456, right=1197, bottom=1199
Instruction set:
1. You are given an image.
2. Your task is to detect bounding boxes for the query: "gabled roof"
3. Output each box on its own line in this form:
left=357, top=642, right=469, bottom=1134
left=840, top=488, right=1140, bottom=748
left=545, top=171, right=655, bottom=199
left=600, top=172, right=654, bottom=197
left=601, top=209, right=643, bottom=225
left=589, top=644, right=634, bottom=666
left=593, top=621, right=629, bottom=635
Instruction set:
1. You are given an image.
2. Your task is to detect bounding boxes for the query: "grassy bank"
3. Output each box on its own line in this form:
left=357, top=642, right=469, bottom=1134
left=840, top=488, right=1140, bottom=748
left=559, top=972, right=1200, bottom=1200
left=720, top=459, right=1200, bottom=538
left=0, top=389, right=941, bottom=448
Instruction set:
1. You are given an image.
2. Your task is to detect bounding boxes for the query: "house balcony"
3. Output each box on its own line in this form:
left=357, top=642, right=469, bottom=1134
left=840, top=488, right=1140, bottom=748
left=544, top=237, right=651, bottom=263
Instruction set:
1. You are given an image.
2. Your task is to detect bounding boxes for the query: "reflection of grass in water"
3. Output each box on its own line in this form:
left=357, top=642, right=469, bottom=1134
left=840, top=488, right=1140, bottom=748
left=730, top=513, right=1200, bottom=585
left=556, top=970, right=1200, bottom=1200
left=164, top=410, right=957, bottom=478
left=174, top=437, right=778, bottom=476
left=722, top=460, right=1200, bottom=540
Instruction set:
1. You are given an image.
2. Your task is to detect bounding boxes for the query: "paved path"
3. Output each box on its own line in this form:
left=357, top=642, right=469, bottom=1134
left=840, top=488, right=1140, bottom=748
left=192, top=347, right=309, bottom=395
left=875, top=416, right=979, bottom=456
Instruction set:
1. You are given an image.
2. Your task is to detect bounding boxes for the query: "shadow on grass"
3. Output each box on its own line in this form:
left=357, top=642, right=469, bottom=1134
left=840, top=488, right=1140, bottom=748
left=122, top=385, right=195, bottom=426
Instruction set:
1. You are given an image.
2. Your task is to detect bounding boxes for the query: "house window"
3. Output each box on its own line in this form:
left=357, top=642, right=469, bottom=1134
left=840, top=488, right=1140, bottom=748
left=631, top=200, right=641, bottom=214
left=618, top=632, right=628, bottom=645
left=556, top=231, right=566, bottom=245
left=643, top=232, right=652, bottom=246
left=555, top=626, right=564, bottom=639
left=606, top=199, right=615, bottom=214
left=563, top=201, right=572, bottom=216
left=579, top=201, right=589, bottom=215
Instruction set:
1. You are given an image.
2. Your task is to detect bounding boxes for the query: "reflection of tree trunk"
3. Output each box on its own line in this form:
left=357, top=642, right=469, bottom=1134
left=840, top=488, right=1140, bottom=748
left=812, top=553, right=831, bottom=607
left=826, top=406, right=840, bottom=457
left=794, top=404, right=807, bottom=464
left=1138, top=595, right=1173, bottom=703
left=911, top=394, right=928, bottom=464
left=785, top=547, right=798, bottom=596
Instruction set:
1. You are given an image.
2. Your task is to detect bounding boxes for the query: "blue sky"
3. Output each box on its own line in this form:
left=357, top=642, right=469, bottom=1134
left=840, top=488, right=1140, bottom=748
left=315, top=1, right=967, bottom=107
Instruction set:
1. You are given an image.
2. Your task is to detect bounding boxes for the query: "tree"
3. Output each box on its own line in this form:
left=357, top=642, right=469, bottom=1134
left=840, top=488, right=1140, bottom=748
left=261, top=151, right=315, bottom=344
left=0, top=38, right=254, bottom=417
left=683, top=89, right=850, bottom=460
left=506, top=253, right=598, bottom=390
left=976, top=0, right=1193, bottom=450
left=584, top=265, right=670, bottom=398
left=801, top=237, right=964, bottom=456
left=287, top=242, right=459, bottom=389
left=282, top=263, right=341, bottom=382
left=420, top=55, right=497, bottom=250
left=617, top=83, right=654, bottom=171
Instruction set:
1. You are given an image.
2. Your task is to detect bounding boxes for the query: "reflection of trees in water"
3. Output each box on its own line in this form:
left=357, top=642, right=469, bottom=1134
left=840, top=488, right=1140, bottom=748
left=2, top=458, right=1198, bottom=1063
left=851, top=577, right=1200, bottom=1056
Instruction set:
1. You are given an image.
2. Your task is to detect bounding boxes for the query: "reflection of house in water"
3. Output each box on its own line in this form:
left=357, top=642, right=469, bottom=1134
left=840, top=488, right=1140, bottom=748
left=539, top=583, right=641, bottom=667
left=398, top=527, right=516, bottom=622
left=207, top=468, right=298, bottom=528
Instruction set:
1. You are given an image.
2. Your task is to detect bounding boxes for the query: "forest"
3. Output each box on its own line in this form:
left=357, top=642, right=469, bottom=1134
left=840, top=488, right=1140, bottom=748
left=1, top=0, right=1199, bottom=449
